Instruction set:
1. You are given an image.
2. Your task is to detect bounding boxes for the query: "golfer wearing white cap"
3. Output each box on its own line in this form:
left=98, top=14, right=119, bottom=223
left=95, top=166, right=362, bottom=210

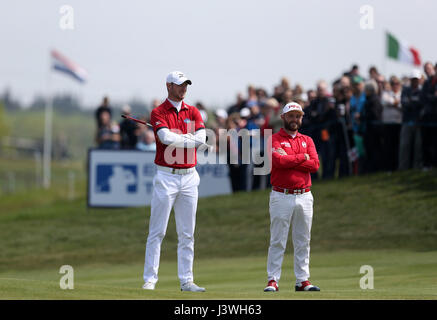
left=264, top=102, right=321, bottom=292
left=142, top=71, right=206, bottom=292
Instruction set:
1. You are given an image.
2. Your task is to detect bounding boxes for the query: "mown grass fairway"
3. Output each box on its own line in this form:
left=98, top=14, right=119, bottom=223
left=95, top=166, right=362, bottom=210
left=0, top=165, right=436, bottom=299
left=1, top=250, right=437, bottom=299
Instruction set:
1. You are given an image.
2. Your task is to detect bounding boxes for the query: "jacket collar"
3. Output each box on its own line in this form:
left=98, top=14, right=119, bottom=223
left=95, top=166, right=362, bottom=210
left=279, top=128, right=301, bottom=139
left=164, top=99, right=189, bottom=111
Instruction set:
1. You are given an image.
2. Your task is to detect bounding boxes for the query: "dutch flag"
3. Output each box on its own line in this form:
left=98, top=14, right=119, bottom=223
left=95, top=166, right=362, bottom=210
left=51, top=49, right=88, bottom=83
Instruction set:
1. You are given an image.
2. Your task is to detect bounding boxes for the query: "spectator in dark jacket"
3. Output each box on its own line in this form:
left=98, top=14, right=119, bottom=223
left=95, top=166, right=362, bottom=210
left=362, top=80, right=384, bottom=173
left=381, top=76, right=403, bottom=171
left=96, top=109, right=120, bottom=149
left=119, top=104, right=139, bottom=149
left=311, top=81, right=338, bottom=179
left=398, top=70, right=423, bottom=170
left=227, top=93, right=246, bottom=116
left=306, top=81, right=337, bottom=179
left=423, top=61, right=436, bottom=80
left=333, top=85, right=353, bottom=177
left=420, top=63, right=437, bottom=168
left=95, top=96, right=112, bottom=129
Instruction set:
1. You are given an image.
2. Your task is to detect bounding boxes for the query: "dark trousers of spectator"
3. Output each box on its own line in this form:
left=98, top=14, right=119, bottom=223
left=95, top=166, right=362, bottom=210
left=335, top=128, right=352, bottom=178
left=228, top=163, right=250, bottom=192
left=311, top=171, right=320, bottom=181
left=381, top=123, right=401, bottom=172
left=320, top=138, right=336, bottom=179
left=310, top=133, right=321, bottom=181
left=251, top=150, right=268, bottom=190
left=337, top=141, right=351, bottom=178
left=228, top=164, right=241, bottom=192
left=364, top=124, right=384, bottom=173
left=252, top=164, right=270, bottom=190
left=239, top=164, right=250, bottom=191
left=398, top=124, right=422, bottom=170
left=421, top=124, right=437, bottom=168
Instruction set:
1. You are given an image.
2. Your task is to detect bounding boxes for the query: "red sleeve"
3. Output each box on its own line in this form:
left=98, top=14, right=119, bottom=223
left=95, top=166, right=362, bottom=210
left=294, top=137, right=320, bottom=173
left=271, top=138, right=307, bottom=169
left=150, top=109, right=169, bottom=133
left=191, top=107, right=206, bottom=131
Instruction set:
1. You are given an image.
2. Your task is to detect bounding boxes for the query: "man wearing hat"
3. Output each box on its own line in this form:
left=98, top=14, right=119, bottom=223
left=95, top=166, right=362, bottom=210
left=399, top=70, right=423, bottom=170
left=142, top=71, right=206, bottom=292
left=264, top=102, right=321, bottom=292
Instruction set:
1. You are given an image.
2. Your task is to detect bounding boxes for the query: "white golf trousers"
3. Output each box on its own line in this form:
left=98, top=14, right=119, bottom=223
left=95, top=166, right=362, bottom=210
left=267, top=190, right=314, bottom=284
left=143, top=168, right=200, bottom=285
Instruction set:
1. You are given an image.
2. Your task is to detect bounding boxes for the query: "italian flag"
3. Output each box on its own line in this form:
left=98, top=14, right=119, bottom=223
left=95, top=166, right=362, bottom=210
left=386, top=32, right=421, bottom=66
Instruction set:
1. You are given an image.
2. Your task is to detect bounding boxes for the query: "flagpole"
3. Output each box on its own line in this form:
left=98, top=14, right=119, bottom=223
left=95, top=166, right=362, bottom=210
left=43, top=49, right=87, bottom=189
left=43, top=54, right=53, bottom=189
left=382, top=29, right=387, bottom=79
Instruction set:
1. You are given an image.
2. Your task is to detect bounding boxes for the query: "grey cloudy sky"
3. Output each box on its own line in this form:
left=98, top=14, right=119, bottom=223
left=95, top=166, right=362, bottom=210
left=1, top=0, right=436, bottom=109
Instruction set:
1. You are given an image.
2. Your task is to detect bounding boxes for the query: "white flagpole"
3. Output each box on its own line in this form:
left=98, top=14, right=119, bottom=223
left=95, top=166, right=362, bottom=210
left=43, top=55, right=53, bottom=189
left=382, top=30, right=387, bottom=79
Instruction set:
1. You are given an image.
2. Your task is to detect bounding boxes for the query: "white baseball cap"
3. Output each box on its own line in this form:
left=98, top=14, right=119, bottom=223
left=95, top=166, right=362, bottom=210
left=281, top=102, right=304, bottom=115
left=121, top=104, right=131, bottom=114
left=166, top=71, right=192, bottom=85
left=410, top=69, right=422, bottom=79
left=240, top=107, right=251, bottom=118
left=215, top=108, right=228, bottom=119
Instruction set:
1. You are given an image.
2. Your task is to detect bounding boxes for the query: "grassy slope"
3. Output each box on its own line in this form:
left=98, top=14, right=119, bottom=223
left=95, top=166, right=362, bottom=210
left=0, top=167, right=436, bottom=299
left=4, top=109, right=95, bottom=160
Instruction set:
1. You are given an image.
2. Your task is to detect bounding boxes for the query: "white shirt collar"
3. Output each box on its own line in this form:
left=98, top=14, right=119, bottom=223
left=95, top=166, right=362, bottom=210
left=168, top=99, right=182, bottom=112
left=287, top=131, right=297, bottom=138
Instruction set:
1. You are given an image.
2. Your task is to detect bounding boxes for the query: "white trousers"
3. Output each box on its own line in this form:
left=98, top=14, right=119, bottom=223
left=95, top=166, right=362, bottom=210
left=143, top=169, right=200, bottom=285
left=267, top=190, right=314, bottom=284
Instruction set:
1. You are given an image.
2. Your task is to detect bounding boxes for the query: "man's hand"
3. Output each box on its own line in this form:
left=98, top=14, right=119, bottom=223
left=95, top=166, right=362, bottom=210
left=274, top=147, right=287, bottom=155
left=198, top=143, right=215, bottom=153
left=274, top=148, right=310, bottom=160
left=183, top=133, right=195, bottom=140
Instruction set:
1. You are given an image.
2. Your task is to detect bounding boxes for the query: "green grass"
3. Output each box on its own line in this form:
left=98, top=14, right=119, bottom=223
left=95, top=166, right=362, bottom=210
left=4, top=109, right=95, bottom=160
left=0, top=157, right=86, bottom=195
left=1, top=251, right=436, bottom=299
left=0, top=164, right=436, bottom=299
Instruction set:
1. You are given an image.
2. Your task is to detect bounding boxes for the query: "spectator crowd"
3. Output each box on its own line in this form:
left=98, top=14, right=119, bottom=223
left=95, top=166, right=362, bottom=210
left=94, top=62, right=437, bottom=193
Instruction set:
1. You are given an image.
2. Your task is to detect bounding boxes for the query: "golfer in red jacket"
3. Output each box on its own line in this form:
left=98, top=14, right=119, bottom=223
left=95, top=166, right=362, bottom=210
left=264, top=102, right=321, bottom=292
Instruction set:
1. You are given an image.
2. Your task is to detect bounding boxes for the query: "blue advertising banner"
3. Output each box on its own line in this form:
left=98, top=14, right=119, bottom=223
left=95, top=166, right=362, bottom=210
left=87, top=149, right=232, bottom=207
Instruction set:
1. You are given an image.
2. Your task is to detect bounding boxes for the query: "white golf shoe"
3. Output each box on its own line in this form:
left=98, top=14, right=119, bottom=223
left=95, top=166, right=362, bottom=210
left=180, top=282, right=206, bottom=292
left=142, top=282, right=156, bottom=290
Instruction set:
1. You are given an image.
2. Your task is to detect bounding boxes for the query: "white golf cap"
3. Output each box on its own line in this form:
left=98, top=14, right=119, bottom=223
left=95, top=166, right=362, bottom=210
left=410, top=69, right=422, bottom=79
left=282, top=102, right=304, bottom=115
left=215, top=108, right=228, bottom=119
left=166, top=71, right=192, bottom=85
left=240, top=107, right=251, bottom=118
left=121, top=104, right=131, bottom=114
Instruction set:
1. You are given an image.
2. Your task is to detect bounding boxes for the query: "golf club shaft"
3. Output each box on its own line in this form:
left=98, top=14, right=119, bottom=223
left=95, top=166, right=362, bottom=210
left=121, top=114, right=210, bottom=148
left=121, top=114, right=152, bottom=127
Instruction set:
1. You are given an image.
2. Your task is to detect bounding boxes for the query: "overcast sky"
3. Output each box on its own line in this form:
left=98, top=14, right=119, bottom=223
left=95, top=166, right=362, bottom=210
left=1, top=0, right=436, bottom=109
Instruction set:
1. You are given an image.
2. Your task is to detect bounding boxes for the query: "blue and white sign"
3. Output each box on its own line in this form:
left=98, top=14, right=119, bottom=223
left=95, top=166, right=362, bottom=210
left=88, top=149, right=232, bottom=207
